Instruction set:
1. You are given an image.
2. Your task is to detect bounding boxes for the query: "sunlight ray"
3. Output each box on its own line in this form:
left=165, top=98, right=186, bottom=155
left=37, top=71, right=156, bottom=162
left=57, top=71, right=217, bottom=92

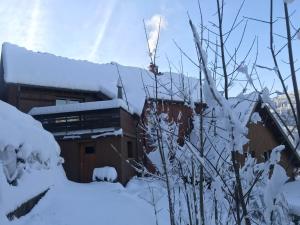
left=88, top=0, right=117, bottom=61
left=25, top=0, right=41, bottom=50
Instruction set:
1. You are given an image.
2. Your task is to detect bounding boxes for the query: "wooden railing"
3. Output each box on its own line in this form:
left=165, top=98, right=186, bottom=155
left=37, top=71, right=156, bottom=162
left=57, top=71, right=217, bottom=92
left=32, top=108, right=121, bottom=133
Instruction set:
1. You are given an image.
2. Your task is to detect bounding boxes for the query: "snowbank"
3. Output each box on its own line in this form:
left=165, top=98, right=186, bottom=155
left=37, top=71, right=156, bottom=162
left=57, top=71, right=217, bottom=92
left=283, top=179, right=300, bottom=215
left=9, top=180, right=164, bottom=225
left=2, top=42, right=200, bottom=115
left=92, top=167, right=117, bottom=182
left=0, top=100, right=65, bottom=218
left=0, top=100, right=61, bottom=167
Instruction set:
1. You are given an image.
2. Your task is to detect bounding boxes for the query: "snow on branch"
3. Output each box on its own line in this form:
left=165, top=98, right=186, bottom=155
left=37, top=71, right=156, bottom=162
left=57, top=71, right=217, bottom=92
left=189, top=19, right=247, bottom=153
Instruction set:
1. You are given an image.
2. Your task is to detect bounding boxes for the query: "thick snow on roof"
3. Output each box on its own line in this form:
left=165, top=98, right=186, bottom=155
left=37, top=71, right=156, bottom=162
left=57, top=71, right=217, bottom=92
left=29, top=99, right=135, bottom=115
left=228, top=92, right=259, bottom=126
left=2, top=43, right=200, bottom=115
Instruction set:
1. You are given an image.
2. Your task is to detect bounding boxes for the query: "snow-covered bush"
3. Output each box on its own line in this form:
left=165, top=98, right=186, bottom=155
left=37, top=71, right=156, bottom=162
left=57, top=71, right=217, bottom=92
left=0, top=101, right=62, bottom=182
left=0, top=100, right=65, bottom=219
left=93, top=167, right=117, bottom=182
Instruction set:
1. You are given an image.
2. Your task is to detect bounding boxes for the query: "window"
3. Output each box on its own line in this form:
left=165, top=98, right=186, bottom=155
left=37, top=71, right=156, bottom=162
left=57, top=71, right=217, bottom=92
left=55, top=115, right=80, bottom=123
left=55, top=98, right=80, bottom=105
left=85, top=146, right=95, bottom=154
left=127, top=141, right=133, bottom=158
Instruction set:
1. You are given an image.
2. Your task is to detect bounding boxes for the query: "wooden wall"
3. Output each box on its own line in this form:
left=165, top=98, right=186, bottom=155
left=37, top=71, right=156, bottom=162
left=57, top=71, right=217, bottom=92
left=59, top=134, right=138, bottom=185
left=57, top=109, right=139, bottom=184
left=3, top=84, right=108, bottom=113
left=247, top=122, right=279, bottom=162
left=245, top=106, right=298, bottom=177
left=142, top=99, right=204, bottom=146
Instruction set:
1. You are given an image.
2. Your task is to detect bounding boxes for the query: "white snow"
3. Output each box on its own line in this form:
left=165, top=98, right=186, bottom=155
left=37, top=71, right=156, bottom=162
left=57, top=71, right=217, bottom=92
left=29, top=99, right=136, bottom=115
left=283, top=179, right=300, bottom=215
left=250, top=112, right=262, bottom=124
left=52, top=127, right=120, bottom=138
left=92, top=167, right=117, bottom=182
left=2, top=42, right=200, bottom=115
left=91, top=128, right=123, bottom=139
left=0, top=166, right=65, bottom=216
left=0, top=100, right=61, bottom=168
left=237, top=62, right=254, bottom=86
left=8, top=179, right=169, bottom=225
left=228, top=92, right=259, bottom=126
left=0, top=100, right=65, bottom=220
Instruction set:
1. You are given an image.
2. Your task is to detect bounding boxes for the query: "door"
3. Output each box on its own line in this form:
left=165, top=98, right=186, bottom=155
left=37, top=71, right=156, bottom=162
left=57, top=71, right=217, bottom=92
left=80, top=142, right=96, bottom=183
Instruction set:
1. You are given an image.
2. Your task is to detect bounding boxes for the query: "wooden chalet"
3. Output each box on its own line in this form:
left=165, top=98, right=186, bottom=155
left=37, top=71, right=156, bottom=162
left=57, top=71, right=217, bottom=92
left=0, top=43, right=143, bottom=184
left=227, top=93, right=300, bottom=176
left=142, top=93, right=300, bottom=177
left=0, top=42, right=299, bottom=185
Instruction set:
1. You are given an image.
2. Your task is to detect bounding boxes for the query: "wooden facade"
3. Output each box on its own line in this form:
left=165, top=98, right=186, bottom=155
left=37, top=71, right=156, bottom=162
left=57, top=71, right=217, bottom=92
left=142, top=99, right=300, bottom=177
left=245, top=103, right=300, bottom=176
left=0, top=56, right=299, bottom=182
left=1, top=84, right=108, bottom=113
left=141, top=98, right=204, bottom=147
left=0, top=78, right=140, bottom=184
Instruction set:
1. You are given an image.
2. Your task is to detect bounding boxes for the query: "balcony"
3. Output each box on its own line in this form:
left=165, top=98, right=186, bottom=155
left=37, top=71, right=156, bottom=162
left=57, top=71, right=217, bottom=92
left=29, top=100, right=132, bottom=138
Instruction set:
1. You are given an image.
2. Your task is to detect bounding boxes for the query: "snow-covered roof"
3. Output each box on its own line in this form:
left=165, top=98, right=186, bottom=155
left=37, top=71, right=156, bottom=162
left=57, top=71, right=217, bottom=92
left=1, top=43, right=200, bottom=115
left=228, top=92, right=259, bottom=126
left=29, top=99, right=136, bottom=115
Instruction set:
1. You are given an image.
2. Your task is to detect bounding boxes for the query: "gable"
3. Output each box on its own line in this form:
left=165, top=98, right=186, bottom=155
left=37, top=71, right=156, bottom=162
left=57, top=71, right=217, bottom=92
left=250, top=103, right=300, bottom=166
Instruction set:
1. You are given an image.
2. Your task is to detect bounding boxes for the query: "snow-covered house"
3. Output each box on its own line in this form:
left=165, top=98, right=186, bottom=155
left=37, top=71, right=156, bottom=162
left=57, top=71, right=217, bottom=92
left=0, top=43, right=201, bottom=184
left=143, top=92, right=300, bottom=177
left=0, top=42, right=299, bottom=184
left=0, top=43, right=144, bottom=184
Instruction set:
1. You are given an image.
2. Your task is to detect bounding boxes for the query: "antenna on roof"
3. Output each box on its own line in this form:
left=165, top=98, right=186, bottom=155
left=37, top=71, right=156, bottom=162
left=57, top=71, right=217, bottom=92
left=113, top=63, right=130, bottom=111
left=117, top=77, right=123, bottom=99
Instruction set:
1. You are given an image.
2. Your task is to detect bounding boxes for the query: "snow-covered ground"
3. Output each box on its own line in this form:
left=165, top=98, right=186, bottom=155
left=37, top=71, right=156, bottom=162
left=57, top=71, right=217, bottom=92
left=283, top=179, right=300, bottom=216
left=8, top=177, right=169, bottom=225
left=3, top=174, right=300, bottom=225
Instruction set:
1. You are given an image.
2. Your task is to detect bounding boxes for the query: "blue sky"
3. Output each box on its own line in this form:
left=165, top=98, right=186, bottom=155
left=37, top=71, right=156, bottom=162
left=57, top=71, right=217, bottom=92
left=0, top=0, right=299, bottom=95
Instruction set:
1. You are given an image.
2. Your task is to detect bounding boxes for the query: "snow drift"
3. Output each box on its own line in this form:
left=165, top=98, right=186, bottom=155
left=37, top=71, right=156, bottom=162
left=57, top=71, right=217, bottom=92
left=0, top=100, right=65, bottom=220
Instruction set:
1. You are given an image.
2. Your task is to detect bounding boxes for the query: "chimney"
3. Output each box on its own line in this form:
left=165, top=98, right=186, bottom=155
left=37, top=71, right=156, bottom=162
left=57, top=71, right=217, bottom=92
left=148, top=62, right=162, bottom=76
left=117, top=77, right=123, bottom=99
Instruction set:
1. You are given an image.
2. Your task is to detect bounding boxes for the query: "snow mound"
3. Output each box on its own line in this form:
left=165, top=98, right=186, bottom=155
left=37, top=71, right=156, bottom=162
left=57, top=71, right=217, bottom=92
left=0, top=100, right=65, bottom=217
left=93, top=167, right=117, bottom=182
left=0, top=100, right=61, bottom=168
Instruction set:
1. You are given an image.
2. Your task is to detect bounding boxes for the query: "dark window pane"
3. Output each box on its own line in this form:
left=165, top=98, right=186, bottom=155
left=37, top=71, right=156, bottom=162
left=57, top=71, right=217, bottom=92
left=127, top=142, right=133, bottom=158
left=85, top=146, right=95, bottom=154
